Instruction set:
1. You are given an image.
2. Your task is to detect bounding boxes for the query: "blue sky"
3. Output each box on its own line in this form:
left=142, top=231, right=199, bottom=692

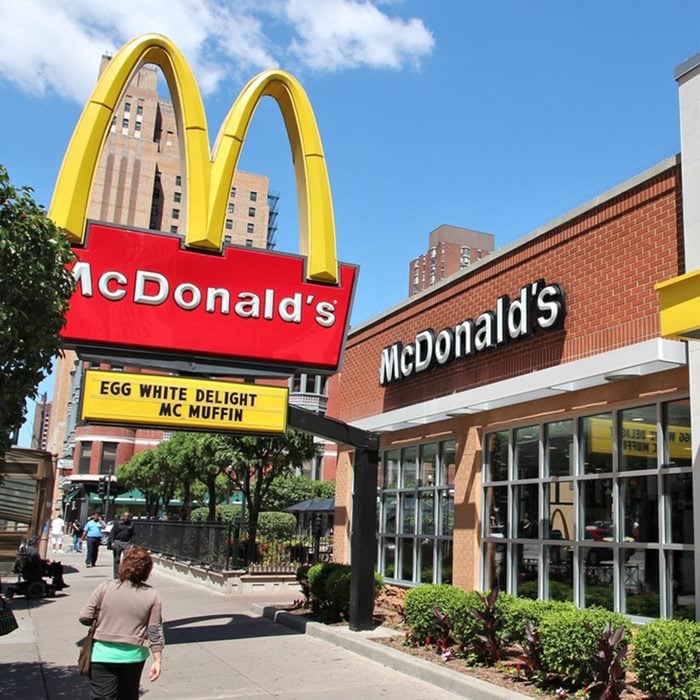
left=3, top=0, right=700, bottom=444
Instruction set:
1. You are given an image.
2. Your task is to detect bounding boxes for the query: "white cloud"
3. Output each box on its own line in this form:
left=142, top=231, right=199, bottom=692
left=284, top=0, right=434, bottom=71
left=0, top=0, right=433, bottom=103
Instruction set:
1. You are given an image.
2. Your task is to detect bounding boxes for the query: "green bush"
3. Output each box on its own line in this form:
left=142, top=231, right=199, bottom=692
left=497, top=594, right=575, bottom=644
left=257, top=511, right=297, bottom=540
left=538, top=607, right=631, bottom=688
left=305, top=562, right=382, bottom=621
left=447, top=590, right=487, bottom=650
left=190, top=504, right=241, bottom=523
left=404, top=584, right=470, bottom=644
left=307, top=562, right=346, bottom=603
left=633, top=619, right=700, bottom=700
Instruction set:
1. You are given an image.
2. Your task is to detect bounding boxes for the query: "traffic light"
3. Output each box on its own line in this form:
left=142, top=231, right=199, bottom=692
left=97, top=476, right=106, bottom=499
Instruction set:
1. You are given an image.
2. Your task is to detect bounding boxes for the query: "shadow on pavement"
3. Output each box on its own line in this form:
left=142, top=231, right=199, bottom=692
left=164, top=612, right=301, bottom=643
left=0, top=661, right=90, bottom=700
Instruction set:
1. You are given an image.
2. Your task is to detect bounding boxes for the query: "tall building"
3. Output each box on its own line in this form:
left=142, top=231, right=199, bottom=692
left=30, top=396, right=51, bottom=451
left=46, top=57, right=279, bottom=511
left=408, top=224, right=495, bottom=296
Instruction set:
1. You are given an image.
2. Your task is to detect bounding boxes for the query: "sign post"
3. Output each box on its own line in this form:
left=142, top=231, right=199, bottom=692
left=49, top=32, right=376, bottom=629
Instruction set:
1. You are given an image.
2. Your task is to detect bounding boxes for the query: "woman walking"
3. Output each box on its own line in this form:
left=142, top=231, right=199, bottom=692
left=79, top=547, right=163, bottom=699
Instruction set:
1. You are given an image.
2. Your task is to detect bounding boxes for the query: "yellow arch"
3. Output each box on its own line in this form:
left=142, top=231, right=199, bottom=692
left=49, top=33, right=338, bottom=283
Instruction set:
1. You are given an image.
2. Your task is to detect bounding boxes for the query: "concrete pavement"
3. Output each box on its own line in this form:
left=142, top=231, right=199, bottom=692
left=0, top=547, right=524, bottom=699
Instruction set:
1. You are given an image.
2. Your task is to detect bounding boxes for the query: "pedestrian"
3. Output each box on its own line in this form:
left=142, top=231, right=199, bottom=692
left=82, top=514, right=104, bottom=568
left=79, top=546, right=163, bottom=699
left=70, top=519, right=83, bottom=553
left=50, top=511, right=65, bottom=555
left=109, top=512, right=135, bottom=579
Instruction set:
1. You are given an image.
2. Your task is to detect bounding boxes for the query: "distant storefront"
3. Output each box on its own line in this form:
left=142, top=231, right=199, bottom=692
left=332, top=55, right=700, bottom=620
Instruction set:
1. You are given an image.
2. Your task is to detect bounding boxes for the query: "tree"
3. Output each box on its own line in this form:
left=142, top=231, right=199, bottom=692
left=215, top=430, right=318, bottom=562
left=0, top=164, right=75, bottom=455
left=118, top=447, right=178, bottom=518
left=261, top=475, right=335, bottom=512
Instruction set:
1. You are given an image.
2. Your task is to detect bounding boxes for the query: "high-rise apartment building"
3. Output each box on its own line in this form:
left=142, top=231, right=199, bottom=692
left=46, top=57, right=279, bottom=505
left=408, top=224, right=495, bottom=296
left=30, top=396, right=51, bottom=451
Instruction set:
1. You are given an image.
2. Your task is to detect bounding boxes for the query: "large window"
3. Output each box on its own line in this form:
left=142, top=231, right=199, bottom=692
left=77, top=443, right=92, bottom=474
left=100, top=442, right=118, bottom=475
left=483, top=399, right=694, bottom=619
left=378, top=438, right=455, bottom=584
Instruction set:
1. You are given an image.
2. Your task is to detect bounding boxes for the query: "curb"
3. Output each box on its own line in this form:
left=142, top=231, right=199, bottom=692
left=253, top=604, right=530, bottom=700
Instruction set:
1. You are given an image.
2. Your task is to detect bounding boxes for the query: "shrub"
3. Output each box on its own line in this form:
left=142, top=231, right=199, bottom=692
left=257, top=511, right=297, bottom=540
left=307, top=562, right=345, bottom=606
left=306, top=562, right=382, bottom=621
left=190, top=504, right=241, bottom=523
left=498, top=595, right=574, bottom=644
left=537, top=607, right=631, bottom=689
left=296, top=563, right=311, bottom=603
left=404, top=584, right=470, bottom=645
left=633, top=619, right=700, bottom=700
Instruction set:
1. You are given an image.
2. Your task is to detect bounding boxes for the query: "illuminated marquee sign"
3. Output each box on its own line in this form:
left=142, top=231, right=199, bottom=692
left=380, top=280, right=565, bottom=385
left=82, top=370, right=288, bottom=434
left=50, top=33, right=356, bottom=374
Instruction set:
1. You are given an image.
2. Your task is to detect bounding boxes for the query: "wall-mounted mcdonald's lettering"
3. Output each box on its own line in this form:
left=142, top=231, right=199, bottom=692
left=50, top=33, right=357, bottom=374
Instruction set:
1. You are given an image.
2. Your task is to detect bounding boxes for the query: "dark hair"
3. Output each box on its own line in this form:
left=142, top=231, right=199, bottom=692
left=119, top=546, right=153, bottom=584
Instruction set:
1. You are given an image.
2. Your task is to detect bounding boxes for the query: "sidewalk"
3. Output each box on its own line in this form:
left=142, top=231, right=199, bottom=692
left=0, top=547, right=523, bottom=699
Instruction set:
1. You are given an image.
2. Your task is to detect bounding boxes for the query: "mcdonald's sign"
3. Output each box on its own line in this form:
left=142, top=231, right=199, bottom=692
left=50, top=33, right=357, bottom=374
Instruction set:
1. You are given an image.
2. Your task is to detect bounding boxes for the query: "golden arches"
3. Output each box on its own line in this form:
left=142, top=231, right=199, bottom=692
left=49, top=33, right=338, bottom=283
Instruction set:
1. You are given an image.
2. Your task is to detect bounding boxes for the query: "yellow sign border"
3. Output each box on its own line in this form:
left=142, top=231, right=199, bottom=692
left=81, top=369, right=289, bottom=435
left=49, top=33, right=338, bottom=283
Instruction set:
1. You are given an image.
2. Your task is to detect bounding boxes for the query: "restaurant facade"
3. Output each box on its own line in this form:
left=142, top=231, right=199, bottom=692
left=331, top=53, right=700, bottom=620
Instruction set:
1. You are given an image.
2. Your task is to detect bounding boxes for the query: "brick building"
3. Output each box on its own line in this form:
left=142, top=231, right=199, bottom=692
left=408, top=224, right=494, bottom=296
left=330, top=54, right=700, bottom=620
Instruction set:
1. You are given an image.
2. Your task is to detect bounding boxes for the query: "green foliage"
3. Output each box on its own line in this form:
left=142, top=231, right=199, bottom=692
left=633, top=619, right=700, bottom=700
left=261, top=475, right=335, bottom=511
left=257, top=511, right=297, bottom=540
left=190, top=504, right=241, bottom=523
left=118, top=449, right=177, bottom=516
left=537, top=607, right=631, bottom=688
left=0, top=164, right=75, bottom=455
left=308, top=561, right=345, bottom=604
left=305, top=562, right=382, bottom=622
left=211, top=429, right=319, bottom=561
left=498, top=595, right=575, bottom=644
left=296, top=563, right=311, bottom=602
left=404, top=584, right=472, bottom=645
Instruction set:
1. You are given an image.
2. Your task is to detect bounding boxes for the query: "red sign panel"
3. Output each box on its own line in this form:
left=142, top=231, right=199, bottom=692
left=62, top=223, right=357, bottom=373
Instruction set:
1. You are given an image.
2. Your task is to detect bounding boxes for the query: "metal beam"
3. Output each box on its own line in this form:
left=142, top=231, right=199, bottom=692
left=287, top=405, right=379, bottom=631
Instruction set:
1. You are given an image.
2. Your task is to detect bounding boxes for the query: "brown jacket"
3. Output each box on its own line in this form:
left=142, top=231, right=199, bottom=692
left=79, top=579, right=163, bottom=652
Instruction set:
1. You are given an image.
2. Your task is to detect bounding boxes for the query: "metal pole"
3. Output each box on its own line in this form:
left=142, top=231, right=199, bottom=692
left=104, top=466, right=114, bottom=521
left=349, top=443, right=379, bottom=631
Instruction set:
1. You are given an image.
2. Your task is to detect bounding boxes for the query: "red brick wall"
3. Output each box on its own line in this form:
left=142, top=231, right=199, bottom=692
left=337, top=165, right=684, bottom=423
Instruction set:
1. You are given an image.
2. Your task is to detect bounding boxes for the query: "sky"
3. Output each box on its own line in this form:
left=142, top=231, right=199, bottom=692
left=3, top=0, right=700, bottom=445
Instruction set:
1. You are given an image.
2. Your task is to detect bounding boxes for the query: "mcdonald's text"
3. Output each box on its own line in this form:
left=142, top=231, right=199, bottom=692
left=62, top=223, right=357, bottom=373
left=72, top=262, right=338, bottom=327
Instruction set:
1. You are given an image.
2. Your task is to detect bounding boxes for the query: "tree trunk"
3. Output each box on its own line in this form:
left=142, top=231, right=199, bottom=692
left=207, top=478, right=217, bottom=521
